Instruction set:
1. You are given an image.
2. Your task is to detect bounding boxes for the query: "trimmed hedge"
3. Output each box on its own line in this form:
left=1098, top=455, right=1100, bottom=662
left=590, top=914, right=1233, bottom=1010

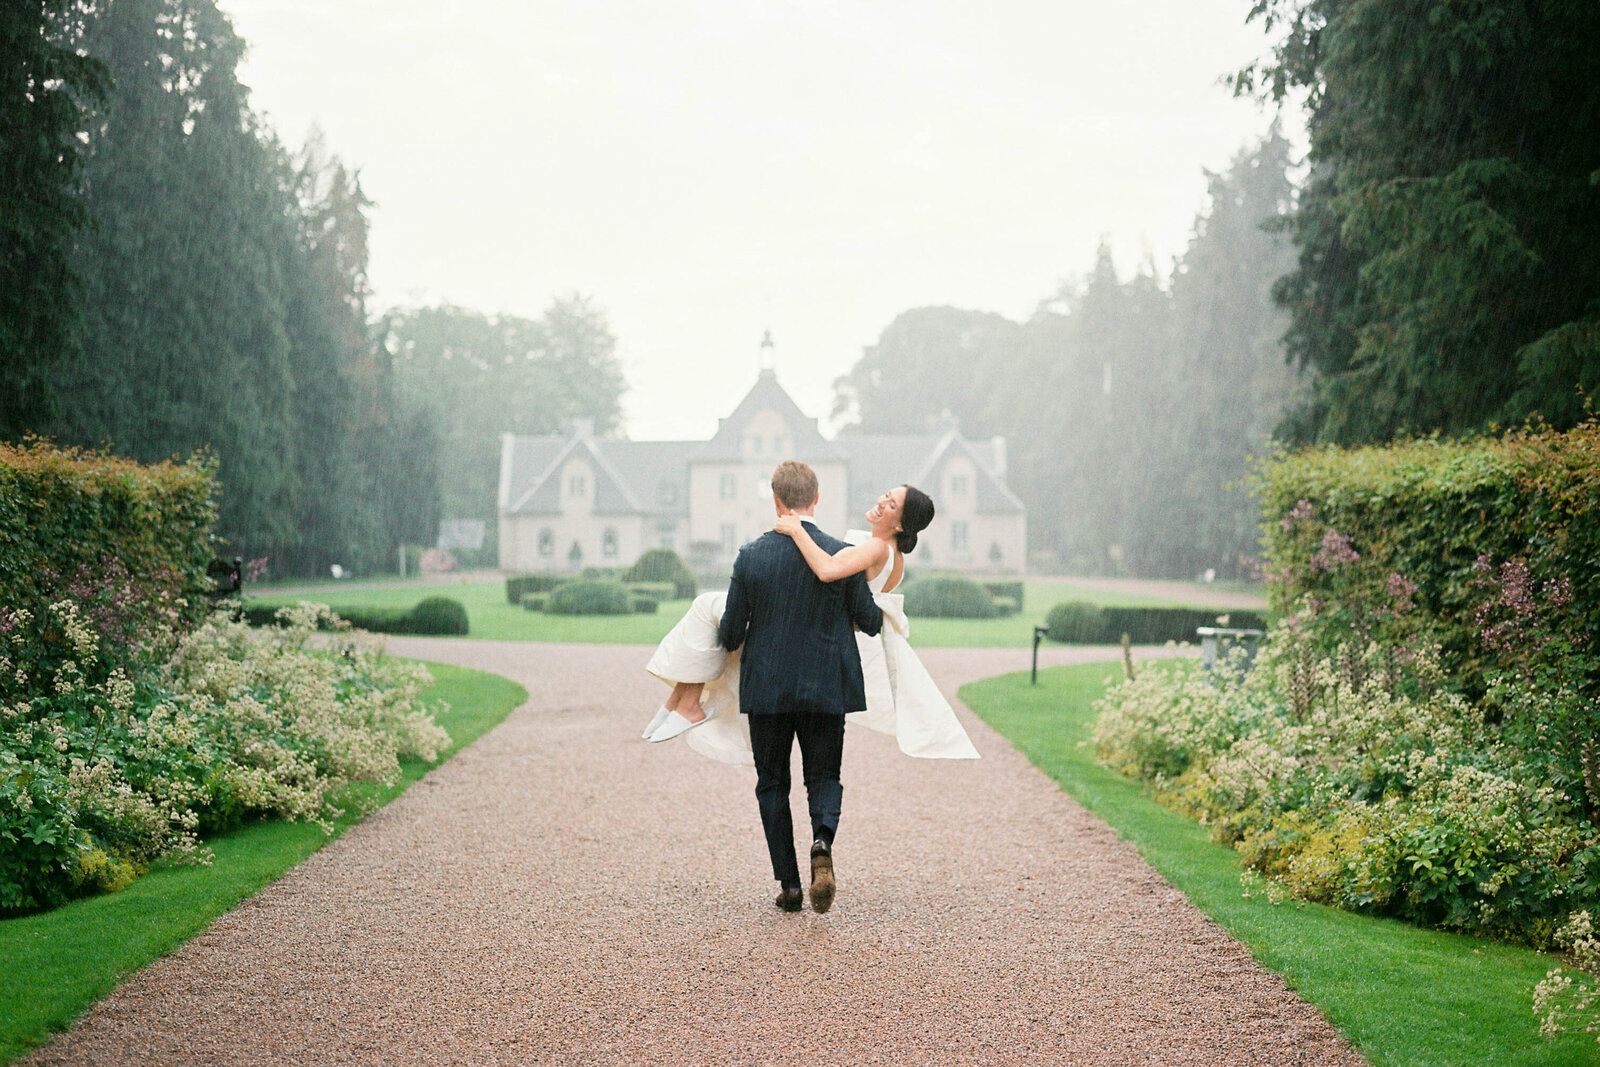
left=903, top=574, right=996, bottom=618
left=244, top=596, right=469, bottom=635
left=623, top=548, right=697, bottom=599
left=545, top=580, right=633, bottom=615
left=0, top=440, right=217, bottom=636
left=1046, top=601, right=1265, bottom=644
left=1257, top=420, right=1600, bottom=694
left=982, top=581, right=1024, bottom=609
left=506, top=574, right=567, bottom=604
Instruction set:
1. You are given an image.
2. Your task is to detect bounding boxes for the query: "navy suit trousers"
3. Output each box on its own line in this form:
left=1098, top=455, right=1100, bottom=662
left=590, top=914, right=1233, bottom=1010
left=748, top=712, right=845, bottom=889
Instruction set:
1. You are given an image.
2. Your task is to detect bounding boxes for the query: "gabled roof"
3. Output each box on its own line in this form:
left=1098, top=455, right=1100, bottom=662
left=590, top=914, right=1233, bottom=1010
left=692, top=369, right=843, bottom=462
left=833, top=431, right=1024, bottom=517
left=506, top=432, right=649, bottom=516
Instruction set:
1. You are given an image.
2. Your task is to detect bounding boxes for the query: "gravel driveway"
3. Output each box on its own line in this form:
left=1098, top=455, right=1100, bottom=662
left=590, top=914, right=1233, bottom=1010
left=26, top=640, right=1361, bottom=1066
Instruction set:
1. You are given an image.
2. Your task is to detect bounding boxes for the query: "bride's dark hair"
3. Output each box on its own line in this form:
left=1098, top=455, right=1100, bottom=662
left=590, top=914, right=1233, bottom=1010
left=896, top=485, right=935, bottom=555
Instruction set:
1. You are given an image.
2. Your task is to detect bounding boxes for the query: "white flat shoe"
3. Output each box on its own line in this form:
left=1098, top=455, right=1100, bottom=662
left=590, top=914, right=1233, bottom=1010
left=648, top=706, right=718, bottom=743
left=641, top=705, right=671, bottom=740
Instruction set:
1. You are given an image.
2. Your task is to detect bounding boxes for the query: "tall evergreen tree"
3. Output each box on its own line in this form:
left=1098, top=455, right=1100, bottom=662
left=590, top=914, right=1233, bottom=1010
left=1240, top=0, right=1600, bottom=441
left=0, top=0, right=105, bottom=437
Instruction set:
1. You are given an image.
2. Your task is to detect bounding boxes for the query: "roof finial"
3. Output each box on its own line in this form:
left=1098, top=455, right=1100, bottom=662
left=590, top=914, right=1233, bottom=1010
left=759, top=329, right=775, bottom=373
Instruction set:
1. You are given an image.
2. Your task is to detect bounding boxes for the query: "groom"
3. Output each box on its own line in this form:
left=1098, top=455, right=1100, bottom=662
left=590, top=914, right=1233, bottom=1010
left=717, top=460, right=882, bottom=914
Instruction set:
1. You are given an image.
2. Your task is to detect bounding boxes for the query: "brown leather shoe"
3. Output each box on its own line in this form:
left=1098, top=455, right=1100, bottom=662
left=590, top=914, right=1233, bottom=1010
left=809, top=841, right=835, bottom=914
left=775, top=886, right=803, bottom=912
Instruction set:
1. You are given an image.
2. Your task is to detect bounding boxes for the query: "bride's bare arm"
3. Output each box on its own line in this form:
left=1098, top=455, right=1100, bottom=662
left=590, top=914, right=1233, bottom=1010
left=772, top=515, right=885, bottom=582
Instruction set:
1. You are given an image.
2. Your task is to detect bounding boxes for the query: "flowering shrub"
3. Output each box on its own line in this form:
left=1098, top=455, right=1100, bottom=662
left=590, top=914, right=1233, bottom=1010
left=1, top=601, right=446, bottom=912
left=1091, top=420, right=1600, bottom=948
left=1093, top=622, right=1600, bottom=943
left=1535, top=911, right=1600, bottom=1046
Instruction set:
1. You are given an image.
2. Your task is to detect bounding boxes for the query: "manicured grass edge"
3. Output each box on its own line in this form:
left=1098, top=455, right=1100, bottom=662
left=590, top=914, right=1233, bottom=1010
left=961, top=663, right=1599, bottom=1067
left=0, top=660, right=527, bottom=1065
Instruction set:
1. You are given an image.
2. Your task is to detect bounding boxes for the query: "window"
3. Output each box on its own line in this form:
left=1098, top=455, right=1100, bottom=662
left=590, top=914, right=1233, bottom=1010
left=602, top=527, right=619, bottom=557
left=657, top=481, right=679, bottom=506
left=720, top=523, right=737, bottom=551
left=720, top=473, right=737, bottom=500
left=568, top=474, right=586, bottom=497
left=951, top=521, right=969, bottom=553
left=951, top=474, right=969, bottom=495
left=538, top=528, right=554, bottom=556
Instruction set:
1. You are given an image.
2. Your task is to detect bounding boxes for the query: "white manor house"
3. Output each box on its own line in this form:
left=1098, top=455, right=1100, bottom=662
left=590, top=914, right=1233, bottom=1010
left=497, top=369, right=1026, bottom=576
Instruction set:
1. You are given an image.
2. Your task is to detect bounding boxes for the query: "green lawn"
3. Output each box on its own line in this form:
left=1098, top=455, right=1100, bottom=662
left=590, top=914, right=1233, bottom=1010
left=246, top=575, right=1256, bottom=647
left=961, top=663, right=1599, bottom=1067
left=0, top=662, right=528, bottom=1066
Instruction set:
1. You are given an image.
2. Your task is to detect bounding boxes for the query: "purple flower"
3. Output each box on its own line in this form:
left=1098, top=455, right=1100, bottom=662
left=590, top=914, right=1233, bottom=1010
left=1310, top=529, right=1360, bottom=572
left=1281, top=499, right=1317, bottom=532
left=1386, top=572, right=1418, bottom=614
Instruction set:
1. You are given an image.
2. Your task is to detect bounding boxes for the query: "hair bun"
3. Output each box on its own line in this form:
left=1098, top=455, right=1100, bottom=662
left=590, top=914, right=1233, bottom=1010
left=895, top=529, right=919, bottom=555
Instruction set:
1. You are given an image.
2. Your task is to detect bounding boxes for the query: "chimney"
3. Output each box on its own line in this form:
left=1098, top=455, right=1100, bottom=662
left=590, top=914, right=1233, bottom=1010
left=990, top=436, right=1007, bottom=479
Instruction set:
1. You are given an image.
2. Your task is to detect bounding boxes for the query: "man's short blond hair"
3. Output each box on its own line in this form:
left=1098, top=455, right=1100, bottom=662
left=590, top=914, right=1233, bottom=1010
left=770, top=460, right=819, bottom=510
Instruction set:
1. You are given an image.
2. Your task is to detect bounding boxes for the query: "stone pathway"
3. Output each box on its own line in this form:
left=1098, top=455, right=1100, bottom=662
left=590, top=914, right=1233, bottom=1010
left=27, top=640, right=1360, bottom=1066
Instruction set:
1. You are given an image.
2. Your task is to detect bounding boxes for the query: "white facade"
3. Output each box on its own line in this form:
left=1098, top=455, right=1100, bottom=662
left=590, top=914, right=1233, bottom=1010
left=499, top=371, right=1026, bottom=576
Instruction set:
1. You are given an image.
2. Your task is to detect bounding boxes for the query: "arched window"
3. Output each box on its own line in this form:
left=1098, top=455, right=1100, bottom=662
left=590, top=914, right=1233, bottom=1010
left=602, top=527, right=619, bottom=557
left=538, top=528, right=554, bottom=556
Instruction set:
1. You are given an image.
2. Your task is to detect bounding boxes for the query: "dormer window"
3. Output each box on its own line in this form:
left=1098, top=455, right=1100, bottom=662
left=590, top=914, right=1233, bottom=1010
left=568, top=474, right=586, bottom=497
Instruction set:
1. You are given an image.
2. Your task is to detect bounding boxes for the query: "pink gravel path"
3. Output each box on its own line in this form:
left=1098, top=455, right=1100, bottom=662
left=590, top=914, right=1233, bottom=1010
left=26, top=640, right=1361, bottom=1066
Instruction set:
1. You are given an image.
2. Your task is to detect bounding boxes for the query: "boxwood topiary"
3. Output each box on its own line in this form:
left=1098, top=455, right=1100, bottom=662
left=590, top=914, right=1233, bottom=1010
left=623, top=548, right=697, bottom=599
left=1045, top=601, right=1106, bottom=643
left=406, top=596, right=469, bottom=635
left=546, top=579, right=634, bottom=615
left=903, top=573, right=996, bottom=618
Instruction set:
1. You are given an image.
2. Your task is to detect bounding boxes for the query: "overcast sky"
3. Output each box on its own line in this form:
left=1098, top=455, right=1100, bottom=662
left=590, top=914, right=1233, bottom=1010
left=221, top=0, right=1288, bottom=441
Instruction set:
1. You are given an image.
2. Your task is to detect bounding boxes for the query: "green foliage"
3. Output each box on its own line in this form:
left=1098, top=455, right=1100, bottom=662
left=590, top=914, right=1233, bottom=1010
left=243, top=597, right=468, bottom=636
left=903, top=574, right=996, bottom=619
left=835, top=133, right=1299, bottom=578
left=544, top=580, right=634, bottom=616
left=1, top=603, right=447, bottom=912
left=1044, top=601, right=1106, bottom=643
left=967, top=664, right=1600, bottom=1067
left=0, top=661, right=525, bottom=1065
left=505, top=574, right=567, bottom=604
left=622, top=548, right=697, bottom=599
left=1257, top=420, right=1600, bottom=791
left=1241, top=0, right=1600, bottom=443
left=520, top=594, right=548, bottom=613
left=0, top=440, right=218, bottom=660
left=405, top=597, right=469, bottom=636
left=14, top=1, right=440, bottom=578
left=980, top=581, right=1024, bottom=608
left=0, top=0, right=107, bottom=438
left=990, top=596, right=1018, bottom=617
left=382, top=299, right=626, bottom=544
left=1045, top=601, right=1264, bottom=644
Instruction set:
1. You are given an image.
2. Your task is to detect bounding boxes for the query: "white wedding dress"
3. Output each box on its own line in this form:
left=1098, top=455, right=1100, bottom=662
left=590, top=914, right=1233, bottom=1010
left=644, top=531, right=980, bottom=766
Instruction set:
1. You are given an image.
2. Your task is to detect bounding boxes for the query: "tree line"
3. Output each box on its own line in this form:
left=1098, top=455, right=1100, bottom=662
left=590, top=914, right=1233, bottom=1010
left=839, top=0, right=1599, bottom=576
left=1, top=0, right=624, bottom=578
left=835, top=132, right=1299, bottom=578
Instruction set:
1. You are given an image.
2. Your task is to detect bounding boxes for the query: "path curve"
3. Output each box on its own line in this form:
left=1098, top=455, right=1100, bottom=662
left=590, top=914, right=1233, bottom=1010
left=28, top=641, right=1360, bottom=1066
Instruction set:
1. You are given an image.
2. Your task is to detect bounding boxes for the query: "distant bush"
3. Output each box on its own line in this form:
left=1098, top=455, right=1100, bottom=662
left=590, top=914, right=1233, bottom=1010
left=630, top=596, right=660, bottom=614
left=991, top=596, right=1019, bottom=617
left=623, top=580, right=676, bottom=603
left=1046, top=602, right=1264, bottom=644
left=903, top=574, right=996, bottom=618
left=406, top=597, right=469, bottom=635
left=244, top=597, right=469, bottom=636
left=982, top=581, right=1024, bottom=608
left=623, top=549, right=697, bottom=599
left=520, top=594, right=549, bottom=612
left=506, top=574, right=567, bottom=604
left=546, top=580, right=634, bottom=615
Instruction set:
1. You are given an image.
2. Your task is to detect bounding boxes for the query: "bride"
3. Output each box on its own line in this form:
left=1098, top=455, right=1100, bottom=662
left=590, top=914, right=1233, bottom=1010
left=641, top=484, right=979, bottom=763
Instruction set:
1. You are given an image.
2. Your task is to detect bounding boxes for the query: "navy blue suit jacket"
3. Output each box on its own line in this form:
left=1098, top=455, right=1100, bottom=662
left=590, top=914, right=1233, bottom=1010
left=716, top=520, right=883, bottom=716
